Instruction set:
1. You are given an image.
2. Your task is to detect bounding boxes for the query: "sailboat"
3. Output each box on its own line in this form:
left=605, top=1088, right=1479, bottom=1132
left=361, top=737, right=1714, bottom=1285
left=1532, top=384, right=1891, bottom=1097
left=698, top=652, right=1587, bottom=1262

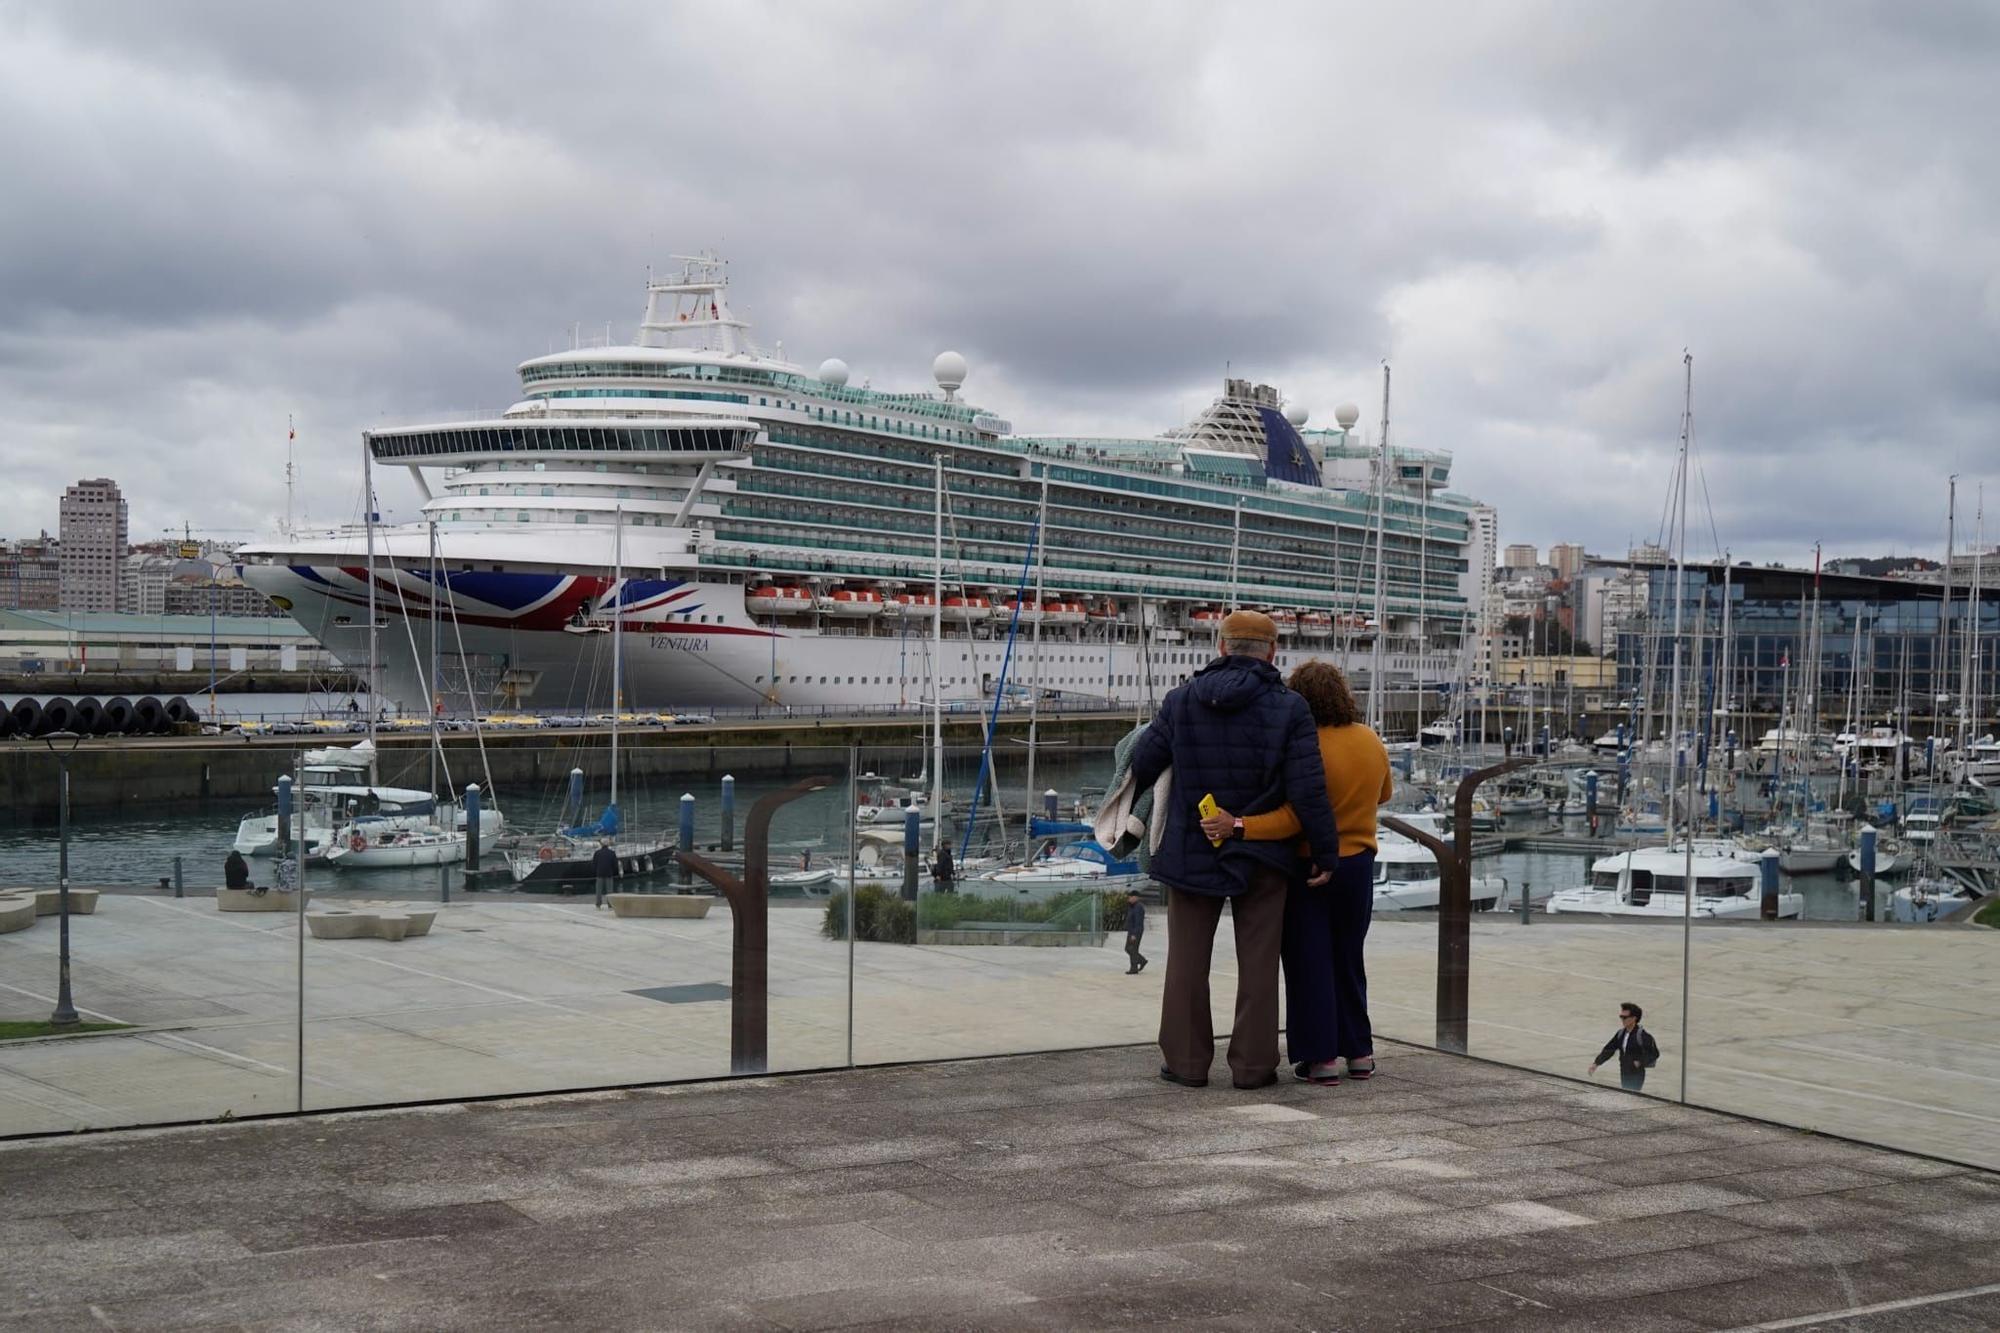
left=509, top=508, right=680, bottom=887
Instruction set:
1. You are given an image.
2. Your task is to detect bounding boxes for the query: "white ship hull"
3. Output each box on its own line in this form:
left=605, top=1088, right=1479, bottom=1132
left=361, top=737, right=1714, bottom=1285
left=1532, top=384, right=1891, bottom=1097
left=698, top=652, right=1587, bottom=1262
left=241, top=562, right=1455, bottom=713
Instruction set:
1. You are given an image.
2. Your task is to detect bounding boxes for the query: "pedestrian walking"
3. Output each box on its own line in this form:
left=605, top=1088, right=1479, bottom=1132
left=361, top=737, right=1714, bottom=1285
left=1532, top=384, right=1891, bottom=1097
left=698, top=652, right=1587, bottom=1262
left=1589, top=1001, right=1660, bottom=1091
left=1126, top=610, right=1340, bottom=1090
left=1124, top=890, right=1148, bottom=974
left=592, top=838, right=619, bottom=909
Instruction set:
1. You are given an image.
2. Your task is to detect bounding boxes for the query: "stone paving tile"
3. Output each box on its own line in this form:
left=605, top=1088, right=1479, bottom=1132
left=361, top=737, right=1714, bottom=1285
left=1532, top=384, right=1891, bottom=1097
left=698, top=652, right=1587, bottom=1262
left=1560, top=1129, right=1729, bottom=1160
left=1433, top=1119, right=1612, bottom=1149
left=1902, top=1199, right=2000, bottom=1240
left=1561, top=1178, right=1760, bottom=1221
left=1395, top=1167, right=1615, bottom=1208
left=1275, top=1132, right=1491, bottom=1167
left=1704, top=1191, right=1906, bottom=1232
left=1494, top=1244, right=1766, bottom=1305
left=749, top=1275, right=1040, bottom=1330
left=776, top=1134, right=967, bottom=1169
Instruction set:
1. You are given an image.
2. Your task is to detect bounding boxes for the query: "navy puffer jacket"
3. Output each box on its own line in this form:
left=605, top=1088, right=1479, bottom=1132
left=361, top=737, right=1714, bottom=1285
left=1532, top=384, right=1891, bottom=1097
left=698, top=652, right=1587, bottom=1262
left=1127, top=654, right=1340, bottom=897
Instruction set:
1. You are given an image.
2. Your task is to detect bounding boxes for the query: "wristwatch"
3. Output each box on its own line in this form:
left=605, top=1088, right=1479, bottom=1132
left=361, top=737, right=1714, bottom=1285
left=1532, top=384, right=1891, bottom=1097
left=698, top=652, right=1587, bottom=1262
left=1231, top=817, right=1244, bottom=838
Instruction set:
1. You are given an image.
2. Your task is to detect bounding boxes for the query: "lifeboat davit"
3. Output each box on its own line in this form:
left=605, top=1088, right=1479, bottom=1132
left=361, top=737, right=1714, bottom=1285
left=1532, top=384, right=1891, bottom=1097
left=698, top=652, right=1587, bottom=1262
left=1300, top=612, right=1334, bottom=639
left=746, top=584, right=812, bottom=615
left=1044, top=600, right=1087, bottom=626
left=820, top=588, right=886, bottom=617
left=943, top=594, right=992, bottom=623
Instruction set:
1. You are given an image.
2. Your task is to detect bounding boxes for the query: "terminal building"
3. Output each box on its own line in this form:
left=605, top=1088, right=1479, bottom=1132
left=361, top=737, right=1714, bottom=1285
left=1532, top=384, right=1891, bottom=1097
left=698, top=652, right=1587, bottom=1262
left=0, top=611, right=335, bottom=678
left=1606, top=560, right=2000, bottom=728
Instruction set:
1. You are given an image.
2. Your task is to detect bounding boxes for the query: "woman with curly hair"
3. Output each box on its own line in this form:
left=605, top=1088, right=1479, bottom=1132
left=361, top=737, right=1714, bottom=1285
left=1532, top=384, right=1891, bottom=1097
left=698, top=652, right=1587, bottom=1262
left=1200, top=658, right=1391, bottom=1085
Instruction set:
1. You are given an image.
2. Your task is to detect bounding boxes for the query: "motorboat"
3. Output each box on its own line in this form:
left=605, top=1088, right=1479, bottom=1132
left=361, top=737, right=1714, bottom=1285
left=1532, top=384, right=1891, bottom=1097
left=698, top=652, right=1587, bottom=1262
left=1545, top=843, right=1804, bottom=919
left=234, top=777, right=497, bottom=857
left=1889, top=877, right=1979, bottom=924
left=1299, top=612, right=1333, bottom=640
left=324, top=824, right=466, bottom=869
left=1042, top=600, right=1087, bottom=627
left=1370, top=829, right=1509, bottom=912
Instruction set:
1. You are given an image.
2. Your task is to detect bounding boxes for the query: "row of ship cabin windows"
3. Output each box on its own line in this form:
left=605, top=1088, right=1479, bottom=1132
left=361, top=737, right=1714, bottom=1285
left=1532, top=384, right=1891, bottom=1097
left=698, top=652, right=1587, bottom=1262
left=751, top=674, right=1153, bottom=687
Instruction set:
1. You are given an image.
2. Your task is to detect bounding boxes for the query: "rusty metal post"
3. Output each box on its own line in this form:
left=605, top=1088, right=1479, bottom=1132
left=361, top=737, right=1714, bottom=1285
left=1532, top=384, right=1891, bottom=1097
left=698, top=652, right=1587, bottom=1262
left=1384, top=754, right=1535, bottom=1055
left=675, top=774, right=834, bottom=1075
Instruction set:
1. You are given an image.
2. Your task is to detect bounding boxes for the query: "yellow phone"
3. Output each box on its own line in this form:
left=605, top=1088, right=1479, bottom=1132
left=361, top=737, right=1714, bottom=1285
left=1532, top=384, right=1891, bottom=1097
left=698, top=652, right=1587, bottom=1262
left=1198, top=793, right=1224, bottom=847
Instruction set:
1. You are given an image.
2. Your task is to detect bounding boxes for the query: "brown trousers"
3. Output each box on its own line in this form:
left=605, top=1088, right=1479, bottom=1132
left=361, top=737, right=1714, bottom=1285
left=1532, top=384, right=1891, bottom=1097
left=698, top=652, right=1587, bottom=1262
left=1158, top=865, right=1289, bottom=1085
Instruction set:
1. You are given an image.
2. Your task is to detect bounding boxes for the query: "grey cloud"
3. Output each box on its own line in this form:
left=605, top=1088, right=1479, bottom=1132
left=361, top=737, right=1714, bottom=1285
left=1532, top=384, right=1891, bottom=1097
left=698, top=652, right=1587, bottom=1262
left=1, top=0, right=1995, bottom=564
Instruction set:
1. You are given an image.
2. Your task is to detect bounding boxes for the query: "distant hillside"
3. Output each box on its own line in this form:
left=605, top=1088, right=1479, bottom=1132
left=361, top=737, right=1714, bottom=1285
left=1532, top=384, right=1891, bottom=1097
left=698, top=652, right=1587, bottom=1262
left=1827, top=556, right=1940, bottom=577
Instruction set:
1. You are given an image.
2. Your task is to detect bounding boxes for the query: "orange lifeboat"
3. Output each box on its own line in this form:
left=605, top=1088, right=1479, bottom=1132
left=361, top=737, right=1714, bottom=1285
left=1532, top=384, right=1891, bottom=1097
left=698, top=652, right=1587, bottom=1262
left=1000, top=599, right=1044, bottom=624
left=943, top=594, right=993, bottom=623
left=1271, top=609, right=1300, bottom=636
left=892, top=591, right=939, bottom=618
left=1190, top=607, right=1225, bottom=633
left=1044, top=600, right=1087, bottom=626
left=819, top=588, right=885, bottom=617
left=1087, top=600, right=1119, bottom=623
left=1300, top=612, right=1334, bottom=639
left=746, top=584, right=812, bottom=615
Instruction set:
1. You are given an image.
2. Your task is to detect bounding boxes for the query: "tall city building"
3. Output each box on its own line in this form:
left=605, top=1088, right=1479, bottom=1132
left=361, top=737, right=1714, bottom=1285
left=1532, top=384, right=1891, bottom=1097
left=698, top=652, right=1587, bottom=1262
left=1460, top=505, right=1500, bottom=682
left=0, top=534, right=62, bottom=611
left=58, top=477, right=129, bottom=612
left=1548, top=542, right=1587, bottom=580
left=1502, top=542, right=1540, bottom=570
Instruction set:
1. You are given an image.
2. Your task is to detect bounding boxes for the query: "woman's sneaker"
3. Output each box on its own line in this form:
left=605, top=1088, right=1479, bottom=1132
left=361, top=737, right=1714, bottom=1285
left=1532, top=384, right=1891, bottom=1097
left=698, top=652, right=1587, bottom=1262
left=1305, top=1061, right=1342, bottom=1086
left=1346, top=1056, right=1375, bottom=1081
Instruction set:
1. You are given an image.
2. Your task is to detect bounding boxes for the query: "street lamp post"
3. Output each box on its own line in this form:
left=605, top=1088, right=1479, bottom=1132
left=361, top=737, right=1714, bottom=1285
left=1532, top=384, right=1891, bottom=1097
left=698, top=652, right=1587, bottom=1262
left=42, top=730, right=84, bottom=1026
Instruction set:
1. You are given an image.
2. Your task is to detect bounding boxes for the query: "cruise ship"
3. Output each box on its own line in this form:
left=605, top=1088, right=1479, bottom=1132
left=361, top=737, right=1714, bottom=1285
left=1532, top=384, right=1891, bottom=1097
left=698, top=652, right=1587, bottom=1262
left=238, top=257, right=1490, bottom=713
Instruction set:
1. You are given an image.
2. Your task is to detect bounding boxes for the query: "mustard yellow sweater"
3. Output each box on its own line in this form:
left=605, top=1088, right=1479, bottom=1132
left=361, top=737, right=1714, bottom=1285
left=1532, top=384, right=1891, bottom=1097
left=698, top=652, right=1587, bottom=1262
left=1241, top=722, right=1393, bottom=858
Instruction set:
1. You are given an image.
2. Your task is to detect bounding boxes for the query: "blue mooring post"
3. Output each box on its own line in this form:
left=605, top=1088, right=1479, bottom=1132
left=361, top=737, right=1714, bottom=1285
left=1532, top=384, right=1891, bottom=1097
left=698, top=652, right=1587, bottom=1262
left=1616, top=721, right=1628, bottom=752
left=459, top=783, right=479, bottom=900
left=1617, top=752, right=1630, bottom=805
left=1399, top=744, right=1415, bottom=779
left=276, top=775, right=293, bottom=862
left=902, top=807, right=922, bottom=902
left=1585, top=770, right=1599, bottom=836
left=1043, top=788, right=1058, bottom=824
left=566, top=767, right=584, bottom=826
left=1859, top=824, right=1877, bottom=923
left=1725, top=728, right=1737, bottom=774
left=1538, top=725, right=1550, bottom=757
left=1760, top=848, right=1781, bottom=921
left=720, top=775, right=736, bottom=852
left=1503, top=725, right=1515, bottom=757
left=1925, top=736, right=1936, bottom=777
left=678, top=793, right=696, bottom=887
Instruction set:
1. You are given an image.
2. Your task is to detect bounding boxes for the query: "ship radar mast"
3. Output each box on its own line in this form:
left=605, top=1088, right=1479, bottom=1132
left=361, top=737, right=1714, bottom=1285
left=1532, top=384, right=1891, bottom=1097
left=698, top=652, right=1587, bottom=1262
left=636, top=252, right=761, bottom=358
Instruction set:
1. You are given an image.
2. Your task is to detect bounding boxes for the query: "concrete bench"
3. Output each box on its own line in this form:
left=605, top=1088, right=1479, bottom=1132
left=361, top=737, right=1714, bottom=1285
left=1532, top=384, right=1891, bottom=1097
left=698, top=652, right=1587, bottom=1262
left=607, top=893, right=715, bottom=920
left=306, top=907, right=437, bottom=942
left=0, top=887, right=100, bottom=918
left=0, top=895, right=35, bottom=936
left=216, top=887, right=310, bottom=912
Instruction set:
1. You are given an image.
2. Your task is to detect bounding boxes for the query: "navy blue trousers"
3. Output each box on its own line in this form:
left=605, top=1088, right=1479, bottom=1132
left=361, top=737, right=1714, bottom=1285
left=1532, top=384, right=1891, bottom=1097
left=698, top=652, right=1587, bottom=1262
left=1282, top=850, right=1374, bottom=1064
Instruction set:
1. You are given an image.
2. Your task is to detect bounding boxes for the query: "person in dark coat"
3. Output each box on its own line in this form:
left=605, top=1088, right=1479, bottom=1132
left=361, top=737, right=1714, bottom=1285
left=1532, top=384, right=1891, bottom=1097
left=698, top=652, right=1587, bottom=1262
left=1124, top=890, right=1147, bottom=974
left=223, top=849, right=252, bottom=891
left=1590, top=1001, right=1660, bottom=1091
left=591, top=839, right=619, bottom=909
left=931, top=843, right=955, bottom=891
left=1127, top=610, right=1341, bottom=1090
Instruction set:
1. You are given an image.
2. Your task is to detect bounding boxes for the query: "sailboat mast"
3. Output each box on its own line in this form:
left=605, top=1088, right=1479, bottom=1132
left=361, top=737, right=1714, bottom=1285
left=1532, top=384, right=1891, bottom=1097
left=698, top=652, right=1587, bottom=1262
left=932, top=455, right=945, bottom=848
left=1369, top=365, right=1389, bottom=730
left=362, top=434, right=379, bottom=782
left=428, top=518, right=440, bottom=803
left=1666, top=353, right=1691, bottom=809
left=1024, top=475, right=1049, bottom=859
left=610, top=506, right=623, bottom=810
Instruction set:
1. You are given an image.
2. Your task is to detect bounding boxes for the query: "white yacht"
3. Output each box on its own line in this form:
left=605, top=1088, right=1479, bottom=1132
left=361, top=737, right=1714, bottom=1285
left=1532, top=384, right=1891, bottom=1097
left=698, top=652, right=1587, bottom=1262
left=1370, top=829, right=1511, bottom=912
left=1545, top=844, right=1804, bottom=919
left=236, top=255, right=1485, bottom=714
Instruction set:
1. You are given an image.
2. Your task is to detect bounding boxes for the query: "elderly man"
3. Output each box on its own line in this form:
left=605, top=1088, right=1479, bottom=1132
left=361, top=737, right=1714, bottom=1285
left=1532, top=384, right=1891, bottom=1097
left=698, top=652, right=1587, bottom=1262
left=1127, top=610, right=1341, bottom=1089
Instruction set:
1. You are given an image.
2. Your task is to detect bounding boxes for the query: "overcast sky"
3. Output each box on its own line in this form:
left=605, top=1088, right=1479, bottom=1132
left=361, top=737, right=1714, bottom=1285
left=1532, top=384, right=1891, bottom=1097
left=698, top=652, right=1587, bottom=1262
left=4, top=1, right=1995, bottom=565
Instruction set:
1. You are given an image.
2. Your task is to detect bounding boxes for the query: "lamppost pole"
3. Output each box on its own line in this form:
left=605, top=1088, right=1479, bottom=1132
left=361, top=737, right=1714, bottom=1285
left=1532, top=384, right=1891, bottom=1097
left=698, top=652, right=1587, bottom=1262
left=43, top=731, right=83, bottom=1026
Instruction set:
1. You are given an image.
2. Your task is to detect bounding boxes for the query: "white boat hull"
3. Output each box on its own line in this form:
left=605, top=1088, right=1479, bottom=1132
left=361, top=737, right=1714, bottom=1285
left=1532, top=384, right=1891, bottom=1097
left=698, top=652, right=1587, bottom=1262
left=1544, top=889, right=1804, bottom=919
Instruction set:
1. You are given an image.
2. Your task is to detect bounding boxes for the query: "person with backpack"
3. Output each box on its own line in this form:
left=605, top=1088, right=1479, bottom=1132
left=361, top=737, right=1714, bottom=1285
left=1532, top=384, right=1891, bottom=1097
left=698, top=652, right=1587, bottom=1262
left=1590, top=1001, right=1660, bottom=1091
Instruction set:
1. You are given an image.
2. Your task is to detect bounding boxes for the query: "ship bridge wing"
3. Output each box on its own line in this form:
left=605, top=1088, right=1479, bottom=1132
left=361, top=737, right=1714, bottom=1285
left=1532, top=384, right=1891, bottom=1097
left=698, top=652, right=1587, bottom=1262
left=367, top=417, right=756, bottom=466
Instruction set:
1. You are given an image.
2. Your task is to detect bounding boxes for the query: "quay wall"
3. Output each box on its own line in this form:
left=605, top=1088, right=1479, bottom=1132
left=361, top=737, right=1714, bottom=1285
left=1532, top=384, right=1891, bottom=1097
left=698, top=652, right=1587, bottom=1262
left=0, top=714, right=1141, bottom=825
left=0, top=670, right=364, bottom=698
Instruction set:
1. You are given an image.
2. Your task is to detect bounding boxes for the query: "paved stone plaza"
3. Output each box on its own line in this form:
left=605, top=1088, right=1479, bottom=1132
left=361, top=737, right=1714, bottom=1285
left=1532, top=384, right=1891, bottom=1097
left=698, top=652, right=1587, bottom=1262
left=3, top=1042, right=1998, bottom=1330
left=1, top=892, right=1995, bottom=1174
